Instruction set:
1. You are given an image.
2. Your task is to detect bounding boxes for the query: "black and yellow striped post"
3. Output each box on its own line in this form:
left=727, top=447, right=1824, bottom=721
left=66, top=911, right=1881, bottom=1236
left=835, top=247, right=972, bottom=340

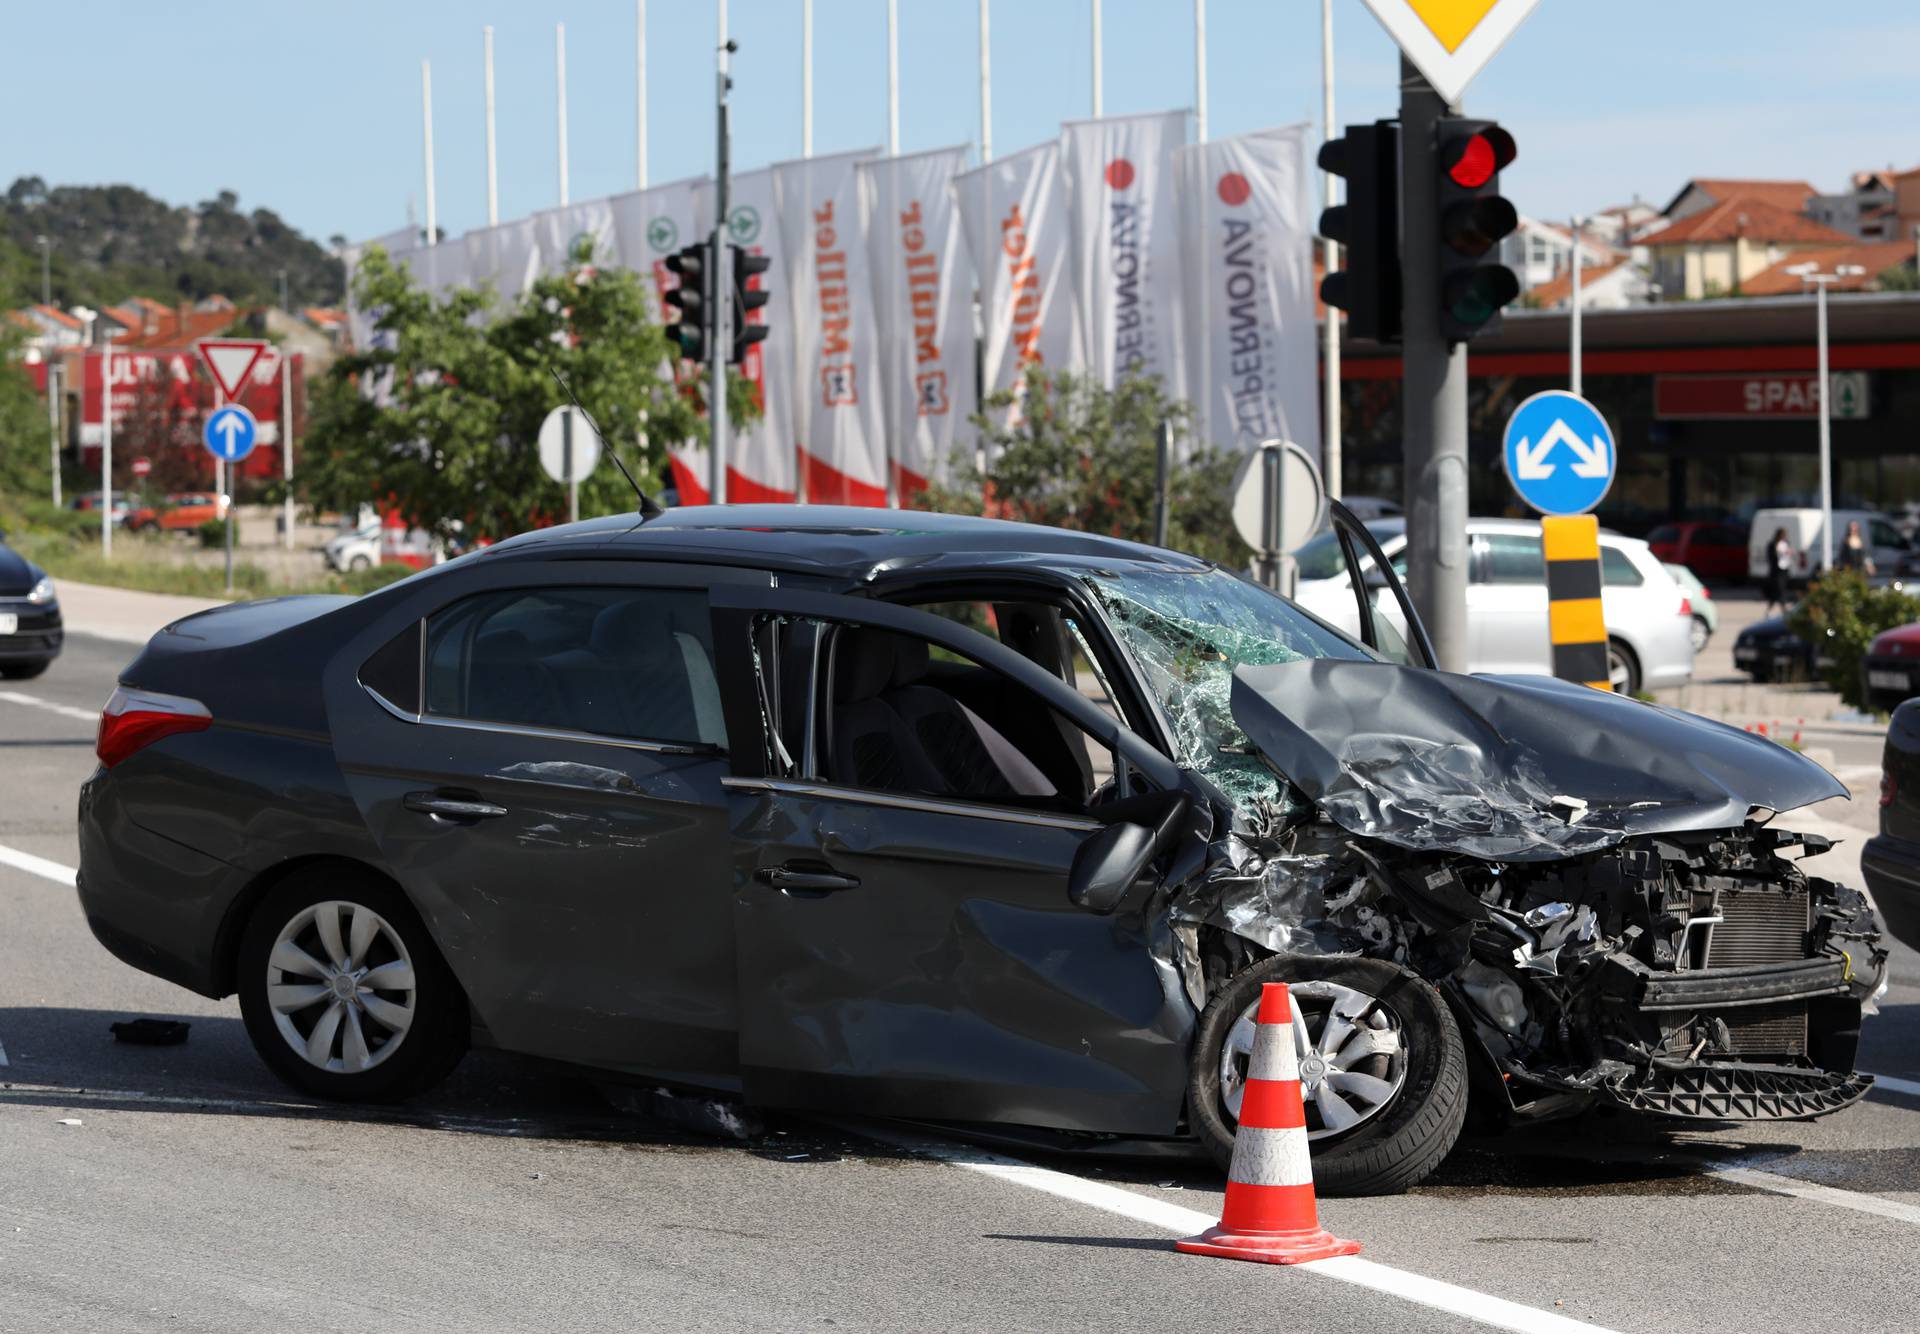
left=1541, top=514, right=1611, bottom=691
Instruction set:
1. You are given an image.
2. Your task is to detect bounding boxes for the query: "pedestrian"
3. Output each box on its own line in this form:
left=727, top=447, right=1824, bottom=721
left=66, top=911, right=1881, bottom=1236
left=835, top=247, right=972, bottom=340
left=1837, top=519, right=1874, bottom=576
left=1764, top=526, right=1792, bottom=614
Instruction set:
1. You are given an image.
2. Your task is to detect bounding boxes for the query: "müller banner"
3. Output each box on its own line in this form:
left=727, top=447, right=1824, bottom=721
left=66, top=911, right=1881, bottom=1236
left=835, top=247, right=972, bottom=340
left=861, top=145, right=976, bottom=496
left=954, top=140, right=1083, bottom=431
left=1178, top=125, right=1319, bottom=457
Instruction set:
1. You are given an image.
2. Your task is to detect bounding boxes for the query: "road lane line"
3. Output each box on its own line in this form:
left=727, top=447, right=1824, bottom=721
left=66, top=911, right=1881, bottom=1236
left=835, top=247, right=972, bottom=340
left=0, top=689, right=99, bottom=724
left=1872, top=1073, right=1920, bottom=1099
left=0, top=842, right=77, bottom=887
left=875, top=1132, right=1613, bottom=1334
left=1710, top=1162, right=1920, bottom=1228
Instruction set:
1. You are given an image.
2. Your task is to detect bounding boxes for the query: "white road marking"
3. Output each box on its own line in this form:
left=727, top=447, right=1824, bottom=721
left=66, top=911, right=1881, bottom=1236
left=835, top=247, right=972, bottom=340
left=0, top=689, right=99, bottom=724
left=875, top=1132, right=1612, bottom=1334
left=1872, top=1073, right=1920, bottom=1100
left=0, top=842, right=78, bottom=887
left=1711, top=1162, right=1920, bottom=1228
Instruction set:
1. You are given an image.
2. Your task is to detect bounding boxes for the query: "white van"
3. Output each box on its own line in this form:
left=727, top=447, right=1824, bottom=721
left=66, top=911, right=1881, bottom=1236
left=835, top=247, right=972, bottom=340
left=1747, top=508, right=1914, bottom=581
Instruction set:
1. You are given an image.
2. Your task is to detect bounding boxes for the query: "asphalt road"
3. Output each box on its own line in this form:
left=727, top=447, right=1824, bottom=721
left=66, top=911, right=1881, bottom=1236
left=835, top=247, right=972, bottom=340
left=4, top=634, right=1920, bottom=1333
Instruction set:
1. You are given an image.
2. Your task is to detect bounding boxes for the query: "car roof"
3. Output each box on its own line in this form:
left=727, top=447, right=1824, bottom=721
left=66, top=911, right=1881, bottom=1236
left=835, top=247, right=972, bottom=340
left=475, top=504, right=1214, bottom=580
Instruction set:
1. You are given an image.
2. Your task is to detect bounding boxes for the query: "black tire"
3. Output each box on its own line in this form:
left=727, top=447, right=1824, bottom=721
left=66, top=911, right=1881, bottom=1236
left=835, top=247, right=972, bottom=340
left=1690, top=615, right=1712, bottom=655
left=0, top=660, right=49, bottom=680
left=1189, top=955, right=1467, bottom=1196
left=237, top=865, right=468, bottom=1101
left=1607, top=638, right=1641, bottom=696
left=347, top=555, right=372, bottom=572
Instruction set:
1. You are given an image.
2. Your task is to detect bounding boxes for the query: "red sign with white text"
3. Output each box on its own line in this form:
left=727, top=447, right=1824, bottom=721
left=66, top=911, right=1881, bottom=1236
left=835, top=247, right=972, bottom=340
left=1654, top=372, right=1866, bottom=420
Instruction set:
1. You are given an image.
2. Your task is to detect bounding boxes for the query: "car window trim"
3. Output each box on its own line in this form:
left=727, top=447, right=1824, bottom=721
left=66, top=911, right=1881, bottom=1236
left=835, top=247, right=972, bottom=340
left=721, top=775, right=1102, bottom=832
left=362, top=682, right=725, bottom=756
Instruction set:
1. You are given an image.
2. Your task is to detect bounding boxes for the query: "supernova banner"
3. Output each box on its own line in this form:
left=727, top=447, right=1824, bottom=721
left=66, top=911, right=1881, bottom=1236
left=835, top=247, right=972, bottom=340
left=953, top=140, right=1082, bottom=430
left=1062, top=110, right=1190, bottom=398
left=1178, top=125, right=1319, bottom=456
left=861, top=145, right=975, bottom=495
left=774, top=148, right=887, bottom=505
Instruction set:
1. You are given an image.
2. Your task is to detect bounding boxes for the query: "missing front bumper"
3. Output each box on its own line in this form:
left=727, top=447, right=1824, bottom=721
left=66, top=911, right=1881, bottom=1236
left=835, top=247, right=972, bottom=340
left=1601, top=1063, right=1873, bottom=1120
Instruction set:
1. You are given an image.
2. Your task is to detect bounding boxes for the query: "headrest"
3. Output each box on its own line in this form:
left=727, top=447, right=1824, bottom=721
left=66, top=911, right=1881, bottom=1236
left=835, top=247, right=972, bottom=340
left=834, top=627, right=902, bottom=703
left=591, top=596, right=677, bottom=666
left=889, top=633, right=930, bottom=687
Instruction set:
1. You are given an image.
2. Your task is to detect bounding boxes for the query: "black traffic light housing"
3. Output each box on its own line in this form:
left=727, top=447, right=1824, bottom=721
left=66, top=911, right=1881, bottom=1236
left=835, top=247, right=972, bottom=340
left=663, top=240, right=711, bottom=362
left=1317, top=121, right=1402, bottom=344
left=730, top=245, right=771, bottom=366
left=1435, top=119, right=1520, bottom=342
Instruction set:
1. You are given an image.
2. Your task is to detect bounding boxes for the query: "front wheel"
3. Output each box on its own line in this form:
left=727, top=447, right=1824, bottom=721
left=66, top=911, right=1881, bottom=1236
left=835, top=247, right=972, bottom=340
left=1188, top=955, right=1467, bottom=1196
left=237, top=866, right=468, bottom=1101
left=1689, top=615, right=1712, bottom=655
left=1607, top=638, right=1642, bottom=696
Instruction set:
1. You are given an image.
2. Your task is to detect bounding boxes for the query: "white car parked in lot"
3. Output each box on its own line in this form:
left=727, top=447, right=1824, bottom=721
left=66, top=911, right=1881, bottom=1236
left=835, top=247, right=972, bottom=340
left=1293, top=518, right=1696, bottom=695
left=322, top=521, right=381, bottom=573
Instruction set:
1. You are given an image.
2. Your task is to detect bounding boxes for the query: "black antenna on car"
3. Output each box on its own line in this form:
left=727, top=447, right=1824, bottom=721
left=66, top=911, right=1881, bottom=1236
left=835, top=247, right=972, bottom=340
left=549, top=368, right=663, bottom=519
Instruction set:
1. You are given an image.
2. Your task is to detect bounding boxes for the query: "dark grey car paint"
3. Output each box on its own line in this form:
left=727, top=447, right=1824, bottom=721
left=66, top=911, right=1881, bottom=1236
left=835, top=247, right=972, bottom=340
left=1230, top=659, right=1848, bottom=861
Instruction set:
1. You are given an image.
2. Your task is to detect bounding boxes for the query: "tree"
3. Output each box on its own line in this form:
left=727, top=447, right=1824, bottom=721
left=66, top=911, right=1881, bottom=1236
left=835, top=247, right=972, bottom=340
left=914, top=367, right=1248, bottom=567
left=301, top=243, right=756, bottom=541
left=0, top=332, right=49, bottom=500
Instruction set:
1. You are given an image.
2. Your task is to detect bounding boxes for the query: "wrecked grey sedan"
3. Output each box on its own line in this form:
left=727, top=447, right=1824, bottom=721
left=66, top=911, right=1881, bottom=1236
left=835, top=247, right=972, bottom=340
left=77, top=504, right=1886, bottom=1194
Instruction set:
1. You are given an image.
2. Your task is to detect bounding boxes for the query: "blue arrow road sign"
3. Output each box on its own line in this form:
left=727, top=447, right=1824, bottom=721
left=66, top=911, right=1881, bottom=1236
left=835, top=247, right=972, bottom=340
left=202, top=404, right=259, bottom=463
left=1501, top=389, right=1616, bottom=516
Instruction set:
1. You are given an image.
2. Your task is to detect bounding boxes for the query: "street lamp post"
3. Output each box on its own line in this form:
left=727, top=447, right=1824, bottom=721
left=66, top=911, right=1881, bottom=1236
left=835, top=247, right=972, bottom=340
left=1790, top=262, right=1867, bottom=572
left=100, top=330, right=116, bottom=558
left=36, top=235, right=50, bottom=306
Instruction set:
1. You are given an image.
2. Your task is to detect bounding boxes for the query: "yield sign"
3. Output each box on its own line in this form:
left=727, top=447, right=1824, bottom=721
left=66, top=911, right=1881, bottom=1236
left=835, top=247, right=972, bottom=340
left=1360, top=0, right=1538, bottom=106
left=195, top=338, right=271, bottom=402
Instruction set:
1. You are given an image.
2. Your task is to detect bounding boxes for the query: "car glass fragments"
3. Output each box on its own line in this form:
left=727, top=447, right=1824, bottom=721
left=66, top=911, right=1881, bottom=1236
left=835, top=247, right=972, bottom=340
left=1084, top=567, right=1371, bottom=812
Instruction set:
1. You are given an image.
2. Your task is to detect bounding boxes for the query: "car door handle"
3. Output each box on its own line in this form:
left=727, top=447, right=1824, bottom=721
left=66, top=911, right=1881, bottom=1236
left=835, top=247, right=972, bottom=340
left=404, top=791, right=508, bottom=823
left=754, top=865, right=860, bottom=894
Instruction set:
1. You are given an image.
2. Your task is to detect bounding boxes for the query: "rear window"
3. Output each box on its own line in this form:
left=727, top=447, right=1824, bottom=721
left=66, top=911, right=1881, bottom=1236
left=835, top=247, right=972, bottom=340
left=1601, top=547, right=1645, bottom=586
left=1481, top=534, right=1546, bottom=584
left=423, top=586, right=724, bottom=746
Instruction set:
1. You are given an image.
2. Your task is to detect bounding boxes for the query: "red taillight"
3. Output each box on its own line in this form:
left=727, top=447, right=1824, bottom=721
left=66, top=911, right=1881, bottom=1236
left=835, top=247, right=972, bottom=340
left=1882, top=767, right=1897, bottom=808
left=1679, top=596, right=1693, bottom=618
left=96, top=686, right=211, bottom=768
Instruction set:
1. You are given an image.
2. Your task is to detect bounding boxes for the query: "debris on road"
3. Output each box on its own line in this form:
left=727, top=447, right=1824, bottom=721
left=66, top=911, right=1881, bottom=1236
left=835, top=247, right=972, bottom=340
left=110, top=1018, right=191, bottom=1046
left=55, top=1118, right=82, bottom=1127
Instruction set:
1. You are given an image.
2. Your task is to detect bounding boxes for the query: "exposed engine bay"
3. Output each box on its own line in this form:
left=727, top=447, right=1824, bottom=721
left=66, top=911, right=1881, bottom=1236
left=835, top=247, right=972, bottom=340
left=1170, top=813, right=1885, bottom=1123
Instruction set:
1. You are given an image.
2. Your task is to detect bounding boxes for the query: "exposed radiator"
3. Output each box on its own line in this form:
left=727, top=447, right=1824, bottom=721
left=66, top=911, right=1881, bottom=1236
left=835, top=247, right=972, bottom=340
left=1706, top=886, right=1810, bottom=969
left=1723, top=1002, right=1809, bottom=1057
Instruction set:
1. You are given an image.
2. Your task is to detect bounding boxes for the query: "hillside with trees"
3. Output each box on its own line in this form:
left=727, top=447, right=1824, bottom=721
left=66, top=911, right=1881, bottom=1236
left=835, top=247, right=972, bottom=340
left=1, top=177, right=345, bottom=311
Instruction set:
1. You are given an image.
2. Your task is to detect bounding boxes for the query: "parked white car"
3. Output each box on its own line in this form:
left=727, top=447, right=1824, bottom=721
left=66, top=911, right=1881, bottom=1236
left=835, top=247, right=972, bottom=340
left=1293, top=518, right=1695, bottom=695
left=1746, top=507, right=1915, bottom=581
left=323, top=521, right=381, bottom=573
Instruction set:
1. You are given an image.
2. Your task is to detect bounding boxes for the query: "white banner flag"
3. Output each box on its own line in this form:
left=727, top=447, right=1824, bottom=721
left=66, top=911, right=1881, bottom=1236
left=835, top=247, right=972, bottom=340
left=531, top=198, right=617, bottom=276
left=708, top=168, right=797, bottom=503
left=954, top=140, right=1082, bottom=428
left=1063, top=111, right=1189, bottom=397
left=774, top=148, right=887, bottom=506
left=610, top=177, right=707, bottom=322
left=344, top=226, right=417, bottom=350
left=1179, top=126, right=1320, bottom=456
left=861, top=146, right=975, bottom=495
left=462, top=218, right=543, bottom=304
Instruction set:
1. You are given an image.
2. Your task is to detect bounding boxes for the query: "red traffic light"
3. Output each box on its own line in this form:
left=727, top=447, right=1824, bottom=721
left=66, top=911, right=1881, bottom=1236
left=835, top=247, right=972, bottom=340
left=1442, top=127, right=1516, bottom=189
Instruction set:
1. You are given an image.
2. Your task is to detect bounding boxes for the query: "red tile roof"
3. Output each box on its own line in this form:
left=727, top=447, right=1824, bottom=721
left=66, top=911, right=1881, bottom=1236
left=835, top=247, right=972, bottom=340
left=1665, top=178, right=1818, bottom=216
left=1643, top=197, right=1853, bottom=247
left=31, top=303, right=82, bottom=329
left=1741, top=239, right=1918, bottom=295
left=1528, top=260, right=1629, bottom=309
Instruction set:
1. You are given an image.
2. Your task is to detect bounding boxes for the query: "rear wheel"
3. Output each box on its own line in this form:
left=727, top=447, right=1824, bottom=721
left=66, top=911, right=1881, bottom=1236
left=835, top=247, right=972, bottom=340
left=237, top=866, right=467, bottom=1101
left=1689, top=615, right=1712, bottom=654
left=1607, top=638, right=1641, bottom=695
left=1188, top=955, right=1467, bottom=1196
left=347, top=554, right=372, bottom=572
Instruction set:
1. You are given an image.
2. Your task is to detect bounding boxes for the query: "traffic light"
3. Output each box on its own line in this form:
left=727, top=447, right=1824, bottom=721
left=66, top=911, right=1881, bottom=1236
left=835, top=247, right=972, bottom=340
left=1434, top=119, right=1520, bottom=342
left=662, top=240, right=711, bottom=362
left=730, top=245, right=770, bottom=366
left=1317, top=121, right=1401, bottom=343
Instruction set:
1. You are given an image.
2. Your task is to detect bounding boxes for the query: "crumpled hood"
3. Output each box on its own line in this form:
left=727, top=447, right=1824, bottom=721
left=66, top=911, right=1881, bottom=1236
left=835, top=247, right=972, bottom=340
left=1230, top=660, right=1846, bottom=861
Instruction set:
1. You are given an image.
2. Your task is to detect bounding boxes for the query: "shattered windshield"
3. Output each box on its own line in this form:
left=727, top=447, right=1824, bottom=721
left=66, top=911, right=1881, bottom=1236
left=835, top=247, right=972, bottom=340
left=1085, top=568, right=1373, bottom=808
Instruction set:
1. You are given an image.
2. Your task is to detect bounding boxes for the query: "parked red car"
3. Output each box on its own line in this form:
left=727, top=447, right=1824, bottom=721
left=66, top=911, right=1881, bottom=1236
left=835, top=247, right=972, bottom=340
left=1647, top=521, right=1749, bottom=582
left=1863, top=623, right=1920, bottom=712
left=125, top=493, right=228, bottom=534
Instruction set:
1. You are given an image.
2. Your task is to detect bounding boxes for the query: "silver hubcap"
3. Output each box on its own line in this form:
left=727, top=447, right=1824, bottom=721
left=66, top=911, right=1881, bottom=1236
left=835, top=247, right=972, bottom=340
left=1689, top=619, right=1709, bottom=654
left=265, top=900, right=417, bottom=1074
left=1608, top=646, right=1633, bottom=693
left=1219, top=980, right=1407, bottom=1140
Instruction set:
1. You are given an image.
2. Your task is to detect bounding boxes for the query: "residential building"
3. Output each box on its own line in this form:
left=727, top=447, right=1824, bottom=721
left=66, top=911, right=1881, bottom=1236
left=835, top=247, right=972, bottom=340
left=6, top=304, right=85, bottom=360
left=1808, top=171, right=1898, bottom=241
left=1500, top=217, right=1619, bottom=294
left=1662, top=178, right=1817, bottom=222
left=1525, top=260, right=1657, bottom=311
left=1640, top=197, right=1852, bottom=300
left=1741, top=239, right=1917, bottom=296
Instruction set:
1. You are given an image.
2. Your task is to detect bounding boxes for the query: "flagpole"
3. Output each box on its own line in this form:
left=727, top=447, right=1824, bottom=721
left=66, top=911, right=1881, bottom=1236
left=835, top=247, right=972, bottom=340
left=886, top=0, right=900, bottom=155
left=1194, top=0, right=1208, bottom=141
left=483, top=28, right=499, bottom=225
left=421, top=60, right=437, bottom=246
left=802, top=0, right=814, bottom=157
left=1090, top=0, right=1102, bottom=117
left=1321, top=0, right=1340, bottom=496
left=556, top=23, right=570, bottom=206
left=978, top=0, right=992, bottom=162
left=637, top=1, right=649, bottom=188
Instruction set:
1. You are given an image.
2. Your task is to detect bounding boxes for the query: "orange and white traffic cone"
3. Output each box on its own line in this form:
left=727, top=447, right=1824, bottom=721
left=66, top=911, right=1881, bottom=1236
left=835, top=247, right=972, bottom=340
left=1177, top=982, right=1362, bottom=1265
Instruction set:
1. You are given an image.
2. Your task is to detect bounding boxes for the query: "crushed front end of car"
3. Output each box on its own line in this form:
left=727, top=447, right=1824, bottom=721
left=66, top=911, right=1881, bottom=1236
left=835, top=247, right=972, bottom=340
left=1168, top=658, right=1885, bottom=1131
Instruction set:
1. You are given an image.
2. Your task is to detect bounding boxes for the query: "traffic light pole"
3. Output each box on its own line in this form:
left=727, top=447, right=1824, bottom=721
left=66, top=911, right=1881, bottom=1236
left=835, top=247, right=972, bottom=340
left=1398, top=57, right=1470, bottom=673
left=709, top=27, right=733, bottom=504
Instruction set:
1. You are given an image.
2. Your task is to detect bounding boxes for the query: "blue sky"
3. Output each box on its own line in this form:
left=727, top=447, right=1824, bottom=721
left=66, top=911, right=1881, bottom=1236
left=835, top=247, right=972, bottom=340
left=3, top=2, right=1915, bottom=248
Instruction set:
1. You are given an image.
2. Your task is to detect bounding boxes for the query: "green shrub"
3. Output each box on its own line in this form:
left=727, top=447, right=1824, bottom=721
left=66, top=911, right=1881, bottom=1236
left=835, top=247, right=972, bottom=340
left=197, top=517, right=230, bottom=549
left=1787, top=570, right=1920, bottom=709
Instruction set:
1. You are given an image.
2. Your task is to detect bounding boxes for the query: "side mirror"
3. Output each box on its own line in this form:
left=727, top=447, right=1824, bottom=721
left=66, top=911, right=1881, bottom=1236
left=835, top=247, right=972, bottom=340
left=1067, top=821, right=1158, bottom=915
